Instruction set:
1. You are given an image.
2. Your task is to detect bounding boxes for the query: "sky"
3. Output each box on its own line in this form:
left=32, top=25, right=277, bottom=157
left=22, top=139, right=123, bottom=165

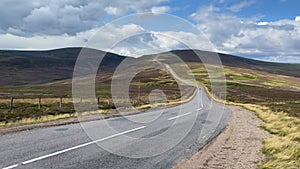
left=0, top=0, right=299, bottom=63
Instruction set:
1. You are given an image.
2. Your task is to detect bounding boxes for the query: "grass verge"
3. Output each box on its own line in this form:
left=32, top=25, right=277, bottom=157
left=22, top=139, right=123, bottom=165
left=240, top=104, right=300, bottom=169
left=202, top=84, right=300, bottom=169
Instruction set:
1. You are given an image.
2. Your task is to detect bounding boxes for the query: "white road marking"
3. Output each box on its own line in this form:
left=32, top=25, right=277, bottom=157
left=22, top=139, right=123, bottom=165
left=168, top=112, right=192, bottom=121
left=198, top=87, right=204, bottom=110
left=2, top=126, right=146, bottom=169
left=2, top=164, right=19, bottom=169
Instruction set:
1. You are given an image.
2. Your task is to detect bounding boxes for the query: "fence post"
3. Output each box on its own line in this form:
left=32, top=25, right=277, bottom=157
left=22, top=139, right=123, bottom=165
left=59, top=97, right=63, bottom=111
left=10, top=97, right=14, bottom=111
left=38, top=97, right=41, bottom=109
left=138, top=80, right=141, bottom=105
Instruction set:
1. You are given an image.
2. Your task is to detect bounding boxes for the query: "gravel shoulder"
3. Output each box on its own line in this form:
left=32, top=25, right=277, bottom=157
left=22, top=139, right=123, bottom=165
left=174, top=105, right=271, bottom=169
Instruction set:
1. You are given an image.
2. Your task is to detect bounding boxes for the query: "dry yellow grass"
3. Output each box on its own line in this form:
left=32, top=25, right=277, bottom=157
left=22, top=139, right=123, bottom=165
left=227, top=104, right=300, bottom=169
left=0, top=113, right=76, bottom=127
left=80, top=109, right=109, bottom=116
left=0, top=109, right=110, bottom=128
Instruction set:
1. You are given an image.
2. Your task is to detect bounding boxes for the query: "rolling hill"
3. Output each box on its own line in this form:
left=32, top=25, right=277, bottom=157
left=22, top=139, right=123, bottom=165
left=1, top=48, right=299, bottom=87
left=170, top=50, right=300, bottom=78
left=0, top=48, right=126, bottom=86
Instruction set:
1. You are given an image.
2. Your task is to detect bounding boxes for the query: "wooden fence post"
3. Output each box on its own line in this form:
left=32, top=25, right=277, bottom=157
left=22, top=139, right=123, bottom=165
left=138, top=80, right=141, bottom=105
left=38, top=97, right=41, bottom=109
left=10, top=97, right=14, bottom=111
left=59, top=97, right=63, bottom=111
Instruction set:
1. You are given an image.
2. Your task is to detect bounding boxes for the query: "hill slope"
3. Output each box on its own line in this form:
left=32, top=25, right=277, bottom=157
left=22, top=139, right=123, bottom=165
left=0, top=48, right=126, bottom=86
left=0, top=48, right=299, bottom=87
left=171, top=50, right=300, bottom=78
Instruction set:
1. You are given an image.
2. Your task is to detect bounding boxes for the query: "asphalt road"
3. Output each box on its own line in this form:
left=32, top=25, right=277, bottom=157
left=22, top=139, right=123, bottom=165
left=0, top=86, right=231, bottom=169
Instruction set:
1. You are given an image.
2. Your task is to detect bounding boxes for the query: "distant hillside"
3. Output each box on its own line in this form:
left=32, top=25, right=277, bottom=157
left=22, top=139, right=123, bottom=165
left=0, top=47, right=299, bottom=86
left=0, top=48, right=126, bottom=86
left=171, top=50, right=300, bottom=78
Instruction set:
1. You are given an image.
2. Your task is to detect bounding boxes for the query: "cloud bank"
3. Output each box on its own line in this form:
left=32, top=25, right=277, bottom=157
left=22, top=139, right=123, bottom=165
left=0, top=0, right=170, bottom=36
left=191, top=5, right=300, bottom=62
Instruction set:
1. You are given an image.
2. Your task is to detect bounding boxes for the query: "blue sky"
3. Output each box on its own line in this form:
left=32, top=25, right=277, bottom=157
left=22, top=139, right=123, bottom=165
left=170, top=0, right=300, bottom=21
left=0, top=0, right=299, bottom=63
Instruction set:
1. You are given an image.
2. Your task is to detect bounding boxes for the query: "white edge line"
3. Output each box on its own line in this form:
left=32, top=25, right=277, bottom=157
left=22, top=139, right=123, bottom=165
left=168, top=112, right=192, bottom=121
left=3, top=126, right=146, bottom=169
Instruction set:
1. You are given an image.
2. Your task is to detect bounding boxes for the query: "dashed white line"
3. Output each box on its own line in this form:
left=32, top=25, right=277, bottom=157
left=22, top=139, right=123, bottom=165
left=2, top=164, right=19, bottom=169
left=197, top=106, right=204, bottom=111
left=2, top=126, right=146, bottom=169
left=168, top=112, right=193, bottom=121
left=198, top=87, right=204, bottom=110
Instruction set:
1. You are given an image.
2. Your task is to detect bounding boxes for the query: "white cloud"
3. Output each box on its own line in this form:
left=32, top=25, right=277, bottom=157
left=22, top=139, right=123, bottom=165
left=0, top=23, right=212, bottom=58
left=227, top=0, right=257, bottom=12
left=109, top=30, right=214, bottom=57
left=0, top=24, right=145, bottom=51
left=87, top=24, right=146, bottom=52
left=191, top=5, right=300, bottom=62
left=0, top=0, right=170, bottom=36
left=257, top=22, right=268, bottom=25
left=150, top=6, right=171, bottom=13
left=105, top=6, right=122, bottom=15
left=0, top=33, right=83, bottom=50
left=88, top=24, right=213, bottom=57
left=262, top=55, right=300, bottom=63
left=296, top=16, right=300, bottom=22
